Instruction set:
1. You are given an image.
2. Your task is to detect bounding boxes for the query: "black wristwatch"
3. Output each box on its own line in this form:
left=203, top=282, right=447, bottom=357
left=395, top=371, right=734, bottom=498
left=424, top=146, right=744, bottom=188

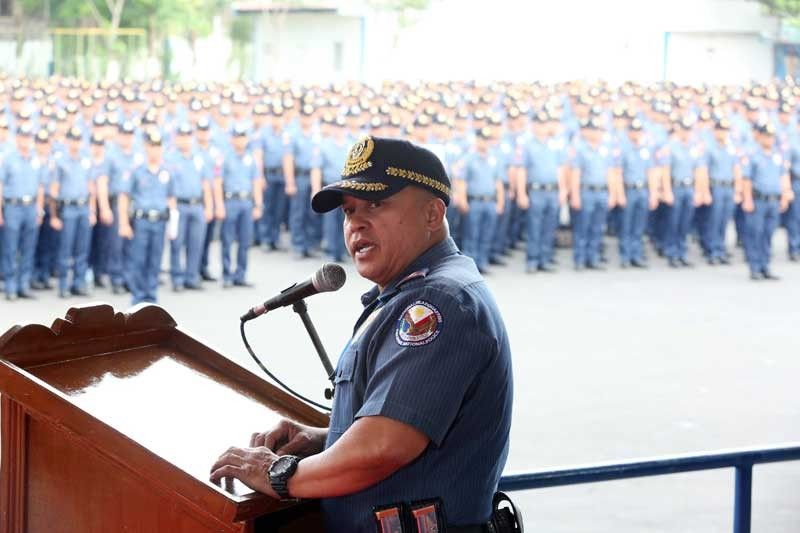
left=268, top=455, right=300, bottom=500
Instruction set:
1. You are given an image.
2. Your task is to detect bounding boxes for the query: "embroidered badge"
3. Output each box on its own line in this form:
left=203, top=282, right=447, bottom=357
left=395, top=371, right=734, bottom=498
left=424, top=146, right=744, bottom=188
left=640, top=148, right=650, bottom=160
left=772, top=153, right=783, bottom=166
left=342, top=136, right=374, bottom=177
left=194, top=155, right=204, bottom=171
left=396, top=301, right=443, bottom=347
left=158, top=170, right=170, bottom=184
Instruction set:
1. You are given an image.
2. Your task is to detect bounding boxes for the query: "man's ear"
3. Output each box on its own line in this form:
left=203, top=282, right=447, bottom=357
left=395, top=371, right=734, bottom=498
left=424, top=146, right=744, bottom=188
left=425, top=198, right=446, bottom=231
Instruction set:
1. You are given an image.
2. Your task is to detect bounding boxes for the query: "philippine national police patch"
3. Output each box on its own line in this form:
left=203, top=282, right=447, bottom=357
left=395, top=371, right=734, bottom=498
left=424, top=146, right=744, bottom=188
left=396, top=301, right=443, bottom=347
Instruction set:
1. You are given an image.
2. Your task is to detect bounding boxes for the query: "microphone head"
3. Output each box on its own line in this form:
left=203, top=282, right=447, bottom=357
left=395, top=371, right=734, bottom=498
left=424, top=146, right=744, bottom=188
left=312, top=263, right=347, bottom=293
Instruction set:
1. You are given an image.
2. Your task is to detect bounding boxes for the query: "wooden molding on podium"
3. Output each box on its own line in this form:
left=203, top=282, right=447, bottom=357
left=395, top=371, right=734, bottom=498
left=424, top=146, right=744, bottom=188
left=0, top=303, right=327, bottom=532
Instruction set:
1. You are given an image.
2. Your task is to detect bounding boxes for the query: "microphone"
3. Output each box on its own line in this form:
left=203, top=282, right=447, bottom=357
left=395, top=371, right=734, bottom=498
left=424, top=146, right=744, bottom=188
left=240, top=263, right=346, bottom=322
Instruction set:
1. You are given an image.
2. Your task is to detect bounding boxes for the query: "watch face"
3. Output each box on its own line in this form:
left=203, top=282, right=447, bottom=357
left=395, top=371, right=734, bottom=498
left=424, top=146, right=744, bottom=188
left=271, top=456, right=295, bottom=477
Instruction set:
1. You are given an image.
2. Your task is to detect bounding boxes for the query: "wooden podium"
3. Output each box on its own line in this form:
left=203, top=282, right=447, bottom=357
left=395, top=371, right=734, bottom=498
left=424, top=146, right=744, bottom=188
left=0, top=303, right=328, bottom=532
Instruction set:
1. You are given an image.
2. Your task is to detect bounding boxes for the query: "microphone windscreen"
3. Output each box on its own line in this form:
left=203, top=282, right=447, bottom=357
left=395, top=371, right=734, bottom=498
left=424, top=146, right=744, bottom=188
left=313, top=263, right=347, bottom=293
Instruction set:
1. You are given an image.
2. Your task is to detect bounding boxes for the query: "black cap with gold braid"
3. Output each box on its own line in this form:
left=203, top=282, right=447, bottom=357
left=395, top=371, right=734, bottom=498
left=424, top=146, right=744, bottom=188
left=311, top=136, right=451, bottom=213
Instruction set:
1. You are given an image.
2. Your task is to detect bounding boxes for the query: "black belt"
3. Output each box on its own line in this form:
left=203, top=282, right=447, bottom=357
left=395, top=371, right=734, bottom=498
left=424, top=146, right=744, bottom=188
left=264, top=166, right=282, bottom=174
left=224, top=191, right=252, bottom=201
left=672, top=178, right=693, bottom=188
left=527, top=183, right=558, bottom=192
left=754, top=191, right=781, bottom=202
left=468, top=195, right=496, bottom=202
left=581, top=184, right=607, bottom=192
left=3, top=196, right=36, bottom=206
left=625, top=182, right=647, bottom=190
left=295, top=168, right=311, bottom=176
left=58, top=198, right=89, bottom=207
left=710, top=180, right=733, bottom=188
left=177, top=197, right=204, bottom=206
left=133, top=209, right=169, bottom=222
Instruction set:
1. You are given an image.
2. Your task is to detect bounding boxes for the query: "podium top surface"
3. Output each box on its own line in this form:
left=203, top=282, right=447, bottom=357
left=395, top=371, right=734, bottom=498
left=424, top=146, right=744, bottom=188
left=0, top=303, right=329, bottom=521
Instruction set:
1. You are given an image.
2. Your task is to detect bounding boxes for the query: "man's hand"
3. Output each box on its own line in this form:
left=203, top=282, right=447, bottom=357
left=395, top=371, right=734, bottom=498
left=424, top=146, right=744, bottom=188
left=648, top=196, right=659, bottom=211
left=742, top=200, right=755, bottom=214
left=50, top=217, right=63, bottom=231
left=251, top=419, right=327, bottom=458
left=517, top=195, right=530, bottom=210
left=100, top=208, right=114, bottom=226
left=0, top=212, right=4, bottom=227
left=285, top=182, right=297, bottom=196
left=215, top=205, right=226, bottom=221
left=570, top=196, right=581, bottom=211
left=252, top=205, right=263, bottom=221
left=662, top=191, right=674, bottom=206
left=209, top=446, right=281, bottom=499
left=205, top=207, right=214, bottom=223
left=89, top=211, right=97, bottom=227
left=119, top=223, right=133, bottom=239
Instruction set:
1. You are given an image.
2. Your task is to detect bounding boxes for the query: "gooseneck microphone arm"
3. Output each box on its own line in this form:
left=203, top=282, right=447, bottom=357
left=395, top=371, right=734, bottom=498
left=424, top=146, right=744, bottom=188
left=292, top=300, right=336, bottom=400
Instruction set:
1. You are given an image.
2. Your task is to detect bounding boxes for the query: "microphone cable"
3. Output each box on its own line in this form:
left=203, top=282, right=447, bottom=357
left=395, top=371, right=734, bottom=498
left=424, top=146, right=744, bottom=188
left=240, top=320, right=332, bottom=412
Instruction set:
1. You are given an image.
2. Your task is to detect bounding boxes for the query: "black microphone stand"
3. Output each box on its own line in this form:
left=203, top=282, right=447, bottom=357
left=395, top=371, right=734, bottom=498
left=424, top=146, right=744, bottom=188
left=292, top=300, right=336, bottom=400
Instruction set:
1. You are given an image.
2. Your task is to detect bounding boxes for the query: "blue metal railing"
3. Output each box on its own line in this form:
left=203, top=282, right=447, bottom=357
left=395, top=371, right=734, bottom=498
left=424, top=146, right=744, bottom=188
left=498, top=442, right=800, bottom=533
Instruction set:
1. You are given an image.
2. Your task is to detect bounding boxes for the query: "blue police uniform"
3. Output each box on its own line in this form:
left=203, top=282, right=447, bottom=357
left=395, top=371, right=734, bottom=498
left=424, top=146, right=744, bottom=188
left=517, top=135, right=565, bottom=270
left=492, top=134, right=517, bottom=259
left=124, top=163, right=174, bottom=304
left=619, top=140, right=654, bottom=265
left=258, top=126, right=288, bottom=248
left=168, top=149, right=209, bottom=289
left=107, top=148, right=144, bottom=290
left=705, top=137, right=739, bottom=262
left=199, top=142, right=223, bottom=278
left=88, top=152, right=112, bottom=282
left=743, top=146, right=788, bottom=276
left=666, top=139, right=705, bottom=262
left=285, top=129, right=322, bottom=255
left=53, top=151, right=94, bottom=295
left=787, top=139, right=800, bottom=259
left=322, top=237, right=512, bottom=532
left=460, top=149, right=501, bottom=271
left=220, top=148, right=257, bottom=285
left=316, top=136, right=350, bottom=262
left=1, top=149, right=46, bottom=297
left=573, top=141, right=616, bottom=267
left=443, top=136, right=470, bottom=248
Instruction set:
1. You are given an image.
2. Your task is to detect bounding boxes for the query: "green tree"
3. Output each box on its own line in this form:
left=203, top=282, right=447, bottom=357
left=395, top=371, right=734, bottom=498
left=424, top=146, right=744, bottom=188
left=756, top=0, right=800, bottom=21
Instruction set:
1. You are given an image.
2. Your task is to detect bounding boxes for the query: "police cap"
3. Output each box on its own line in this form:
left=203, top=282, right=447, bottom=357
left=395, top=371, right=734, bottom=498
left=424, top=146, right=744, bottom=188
left=67, top=126, right=83, bottom=140
left=119, top=120, right=136, bottom=134
left=145, top=129, right=163, bottom=146
left=196, top=117, right=211, bottom=131
left=91, top=132, right=105, bottom=146
left=177, top=122, right=193, bottom=135
left=311, top=136, right=451, bottom=213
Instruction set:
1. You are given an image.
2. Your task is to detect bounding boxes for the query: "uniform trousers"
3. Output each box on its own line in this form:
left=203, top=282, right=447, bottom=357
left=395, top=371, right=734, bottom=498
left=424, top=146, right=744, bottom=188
left=260, top=174, right=288, bottom=246
left=787, top=180, right=800, bottom=256
left=323, top=205, right=346, bottom=262
left=129, top=217, right=166, bottom=305
left=221, top=198, right=254, bottom=283
left=170, top=203, right=207, bottom=288
left=56, top=204, right=91, bottom=293
left=525, top=190, right=559, bottom=268
left=619, top=188, right=649, bottom=264
left=706, top=185, right=735, bottom=260
left=665, top=185, right=695, bottom=261
left=573, top=189, right=608, bottom=267
left=463, top=199, right=497, bottom=271
left=2, top=204, right=38, bottom=296
left=288, top=176, right=314, bottom=254
left=745, top=198, right=780, bottom=274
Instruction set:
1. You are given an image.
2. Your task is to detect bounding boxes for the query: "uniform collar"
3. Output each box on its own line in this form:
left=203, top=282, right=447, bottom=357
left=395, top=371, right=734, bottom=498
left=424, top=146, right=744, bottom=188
left=359, top=237, right=459, bottom=307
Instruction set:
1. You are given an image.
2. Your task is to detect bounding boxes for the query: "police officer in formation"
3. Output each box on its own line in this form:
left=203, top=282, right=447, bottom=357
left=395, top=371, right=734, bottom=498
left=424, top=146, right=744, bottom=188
left=3, top=75, right=800, bottom=303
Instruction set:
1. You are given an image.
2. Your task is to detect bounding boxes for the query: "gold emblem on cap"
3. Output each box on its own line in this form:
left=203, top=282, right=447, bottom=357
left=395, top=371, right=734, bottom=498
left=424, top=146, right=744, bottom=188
left=342, top=136, right=374, bottom=177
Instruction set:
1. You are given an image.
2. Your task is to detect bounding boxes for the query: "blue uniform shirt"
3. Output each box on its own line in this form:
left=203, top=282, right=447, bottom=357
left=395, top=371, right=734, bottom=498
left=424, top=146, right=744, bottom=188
left=284, top=129, right=321, bottom=172
left=167, top=150, right=208, bottom=200
left=744, top=147, right=788, bottom=195
left=125, top=164, right=175, bottom=211
left=461, top=150, right=501, bottom=196
left=621, top=141, right=654, bottom=185
left=108, top=149, right=144, bottom=196
left=316, top=136, right=350, bottom=185
left=516, top=136, right=565, bottom=185
left=321, top=237, right=512, bottom=532
left=222, top=150, right=257, bottom=194
left=54, top=152, right=93, bottom=201
left=258, top=126, right=285, bottom=170
left=706, top=138, right=739, bottom=183
left=1, top=150, right=47, bottom=198
left=668, top=140, right=706, bottom=182
left=575, top=142, right=617, bottom=186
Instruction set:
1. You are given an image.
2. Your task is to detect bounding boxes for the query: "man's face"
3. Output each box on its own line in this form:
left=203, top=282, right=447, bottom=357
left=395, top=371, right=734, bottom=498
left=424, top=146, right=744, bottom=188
left=342, top=187, right=439, bottom=289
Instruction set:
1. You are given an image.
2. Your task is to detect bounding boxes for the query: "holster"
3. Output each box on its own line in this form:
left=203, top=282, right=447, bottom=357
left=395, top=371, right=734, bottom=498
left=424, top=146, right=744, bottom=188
left=490, top=492, right=523, bottom=533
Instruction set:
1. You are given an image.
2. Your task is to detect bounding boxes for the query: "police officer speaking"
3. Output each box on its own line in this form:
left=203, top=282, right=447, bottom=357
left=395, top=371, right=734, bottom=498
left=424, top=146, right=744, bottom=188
left=211, top=137, right=515, bottom=533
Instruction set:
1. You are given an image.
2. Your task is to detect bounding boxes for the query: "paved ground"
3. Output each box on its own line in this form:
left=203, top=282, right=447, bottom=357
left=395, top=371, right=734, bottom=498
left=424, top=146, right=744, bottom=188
left=2, top=232, right=799, bottom=532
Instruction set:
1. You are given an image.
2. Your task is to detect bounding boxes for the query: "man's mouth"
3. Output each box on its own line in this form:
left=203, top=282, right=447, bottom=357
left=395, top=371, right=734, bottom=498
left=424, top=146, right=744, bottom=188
left=352, top=240, right=376, bottom=258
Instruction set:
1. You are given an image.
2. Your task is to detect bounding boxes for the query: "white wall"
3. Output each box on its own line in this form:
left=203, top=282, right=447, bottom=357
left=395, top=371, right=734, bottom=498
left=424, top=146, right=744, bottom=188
left=251, top=12, right=364, bottom=82
left=359, top=0, right=782, bottom=83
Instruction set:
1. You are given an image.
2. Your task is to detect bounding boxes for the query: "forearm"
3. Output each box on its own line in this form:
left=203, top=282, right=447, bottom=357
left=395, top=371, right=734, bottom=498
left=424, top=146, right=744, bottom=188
left=97, top=176, right=111, bottom=212
left=283, top=154, right=295, bottom=185
left=252, top=179, right=263, bottom=207
left=118, top=195, right=131, bottom=227
left=213, top=178, right=224, bottom=206
left=311, top=168, right=322, bottom=191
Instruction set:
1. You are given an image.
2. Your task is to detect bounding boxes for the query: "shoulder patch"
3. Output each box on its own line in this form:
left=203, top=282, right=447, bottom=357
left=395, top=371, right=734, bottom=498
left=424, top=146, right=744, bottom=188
left=396, top=300, right=443, bottom=347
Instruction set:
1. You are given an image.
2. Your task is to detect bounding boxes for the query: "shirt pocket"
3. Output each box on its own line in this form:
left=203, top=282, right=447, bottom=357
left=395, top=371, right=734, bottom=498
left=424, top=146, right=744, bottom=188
left=328, top=346, right=357, bottom=434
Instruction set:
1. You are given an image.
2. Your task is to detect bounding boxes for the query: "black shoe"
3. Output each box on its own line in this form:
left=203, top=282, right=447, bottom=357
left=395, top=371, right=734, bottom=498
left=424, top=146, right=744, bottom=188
left=59, top=289, right=70, bottom=298
left=620, top=261, right=630, bottom=269
left=538, top=264, right=555, bottom=273
left=631, top=259, right=649, bottom=269
left=5, top=293, right=17, bottom=301
left=173, top=285, right=184, bottom=293
left=718, top=256, right=731, bottom=265
left=679, top=258, right=693, bottom=268
left=30, top=280, right=45, bottom=290
left=233, top=280, right=254, bottom=287
left=501, top=249, right=512, bottom=257
left=790, top=253, right=799, bottom=262
left=574, top=263, right=585, bottom=271
left=762, top=270, right=780, bottom=280
left=707, top=257, right=718, bottom=265
left=489, top=257, right=507, bottom=266
left=184, top=283, right=204, bottom=291
left=112, top=284, right=126, bottom=295
left=223, top=280, right=233, bottom=288
left=18, top=291, right=36, bottom=299
left=750, top=271, right=764, bottom=281
left=525, top=265, right=538, bottom=274
left=586, top=262, right=606, bottom=270
left=201, top=271, right=217, bottom=282
left=668, top=259, right=680, bottom=268
left=94, top=277, right=108, bottom=288
left=71, top=287, right=90, bottom=297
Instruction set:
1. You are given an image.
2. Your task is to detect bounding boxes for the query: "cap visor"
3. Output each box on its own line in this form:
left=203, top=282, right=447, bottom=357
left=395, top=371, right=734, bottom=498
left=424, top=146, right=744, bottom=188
left=311, top=182, right=405, bottom=213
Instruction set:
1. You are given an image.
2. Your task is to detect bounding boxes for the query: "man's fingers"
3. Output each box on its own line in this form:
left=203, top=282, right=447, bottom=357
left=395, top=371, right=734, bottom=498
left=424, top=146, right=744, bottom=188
left=210, top=448, right=246, bottom=473
left=210, top=464, right=243, bottom=483
left=276, top=433, right=311, bottom=456
left=263, top=429, right=286, bottom=451
left=250, top=432, right=261, bottom=447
